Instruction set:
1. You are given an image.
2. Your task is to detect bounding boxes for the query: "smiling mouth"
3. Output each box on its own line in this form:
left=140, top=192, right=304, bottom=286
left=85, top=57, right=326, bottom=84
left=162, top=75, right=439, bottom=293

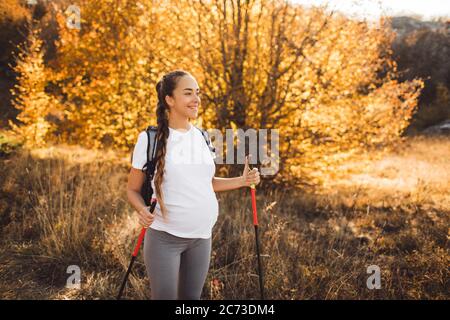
left=188, top=106, right=198, bottom=110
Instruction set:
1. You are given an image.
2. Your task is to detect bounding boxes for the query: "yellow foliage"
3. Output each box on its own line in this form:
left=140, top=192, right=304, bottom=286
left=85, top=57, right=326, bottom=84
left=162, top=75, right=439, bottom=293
left=9, top=22, right=57, bottom=147
left=10, top=0, right=424, bottom=187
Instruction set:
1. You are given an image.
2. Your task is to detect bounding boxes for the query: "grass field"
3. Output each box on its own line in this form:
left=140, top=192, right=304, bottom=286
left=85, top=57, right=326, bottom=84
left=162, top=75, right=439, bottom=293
left=0, top=135, right=448, bottom=299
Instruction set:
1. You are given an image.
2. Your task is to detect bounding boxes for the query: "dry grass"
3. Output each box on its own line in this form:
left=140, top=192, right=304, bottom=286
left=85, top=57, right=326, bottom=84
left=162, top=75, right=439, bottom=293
left=0, top=137, right=448, bottom=299
left=325, top=135, right=450, bottom=212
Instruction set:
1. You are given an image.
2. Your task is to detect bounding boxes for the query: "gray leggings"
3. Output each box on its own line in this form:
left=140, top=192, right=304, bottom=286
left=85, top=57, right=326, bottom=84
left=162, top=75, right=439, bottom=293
left=143, top=227, right=212, bottom=300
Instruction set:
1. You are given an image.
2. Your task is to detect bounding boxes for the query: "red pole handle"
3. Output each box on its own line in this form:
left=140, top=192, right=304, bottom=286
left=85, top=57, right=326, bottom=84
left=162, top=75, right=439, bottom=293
left=132, top=228, right=146, bottom=257
left=132, top=198, right=157, bottom=257
left=250, top=184, right=258, bottom=226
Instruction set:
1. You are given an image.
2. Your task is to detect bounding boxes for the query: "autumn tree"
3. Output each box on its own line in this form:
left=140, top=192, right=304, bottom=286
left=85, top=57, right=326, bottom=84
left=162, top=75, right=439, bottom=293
left=9, top=19, right=57, bottom=147
left=32, top=0, right=424, bottom=187
left=184, top=0, right=423, bottom=184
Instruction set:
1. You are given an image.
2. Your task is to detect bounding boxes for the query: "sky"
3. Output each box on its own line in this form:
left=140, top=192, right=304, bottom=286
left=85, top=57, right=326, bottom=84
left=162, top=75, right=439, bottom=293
left=289, top=0, right=450, bottom=20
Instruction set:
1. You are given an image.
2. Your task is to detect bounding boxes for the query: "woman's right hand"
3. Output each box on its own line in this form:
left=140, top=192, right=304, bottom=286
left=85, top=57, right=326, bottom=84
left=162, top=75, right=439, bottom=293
left=137, top=206, right=155, bottom=228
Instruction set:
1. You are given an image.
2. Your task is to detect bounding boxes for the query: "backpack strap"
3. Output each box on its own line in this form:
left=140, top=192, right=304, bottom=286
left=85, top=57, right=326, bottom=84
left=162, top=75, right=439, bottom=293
left=140, top=125, right=158, bottom=206
left=142, top=125, right=158, bottom=178
left=195, top=126, right=216, bottom=154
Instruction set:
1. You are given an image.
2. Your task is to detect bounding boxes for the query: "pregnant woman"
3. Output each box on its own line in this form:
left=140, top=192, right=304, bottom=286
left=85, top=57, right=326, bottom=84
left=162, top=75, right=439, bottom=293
left=127, top=70, right=260, bottom=299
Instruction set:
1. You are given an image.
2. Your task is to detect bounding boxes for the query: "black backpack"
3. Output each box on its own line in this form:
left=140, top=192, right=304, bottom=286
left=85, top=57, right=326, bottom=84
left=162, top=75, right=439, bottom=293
left=131, top=125, right=216, bottom=206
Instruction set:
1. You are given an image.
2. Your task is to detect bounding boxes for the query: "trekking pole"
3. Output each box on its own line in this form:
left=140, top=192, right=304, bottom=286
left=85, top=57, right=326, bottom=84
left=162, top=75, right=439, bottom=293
left=117, top=198, right=157, bottom=300
left=250, top=183, right=265, bottom=300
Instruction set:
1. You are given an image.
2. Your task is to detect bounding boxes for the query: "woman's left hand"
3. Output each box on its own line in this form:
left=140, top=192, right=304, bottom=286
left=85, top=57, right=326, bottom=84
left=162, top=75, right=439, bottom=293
left=242, top=155, right=261, bottom=187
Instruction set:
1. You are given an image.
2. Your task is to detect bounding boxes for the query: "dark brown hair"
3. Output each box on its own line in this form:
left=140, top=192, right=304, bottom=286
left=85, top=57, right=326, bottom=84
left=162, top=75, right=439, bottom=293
left=154, top=70, right=191, bottom=220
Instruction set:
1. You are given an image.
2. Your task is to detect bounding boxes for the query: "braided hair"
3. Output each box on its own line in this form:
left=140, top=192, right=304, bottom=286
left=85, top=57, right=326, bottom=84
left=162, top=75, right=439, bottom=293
left=154, top=70, right=190, bottom=221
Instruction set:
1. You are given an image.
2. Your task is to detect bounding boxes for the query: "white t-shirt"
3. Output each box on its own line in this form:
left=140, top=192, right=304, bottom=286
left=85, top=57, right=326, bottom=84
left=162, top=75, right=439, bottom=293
left=131, top=123, right=218, bottom=239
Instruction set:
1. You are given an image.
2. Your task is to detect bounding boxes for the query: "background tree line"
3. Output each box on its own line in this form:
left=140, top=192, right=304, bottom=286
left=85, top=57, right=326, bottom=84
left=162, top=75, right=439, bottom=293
left=1, top=0, right=446, bottom=186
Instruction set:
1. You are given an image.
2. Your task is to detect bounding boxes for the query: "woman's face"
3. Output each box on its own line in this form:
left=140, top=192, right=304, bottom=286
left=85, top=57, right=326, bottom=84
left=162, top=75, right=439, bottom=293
left=165, top=75, right=200, bottom=120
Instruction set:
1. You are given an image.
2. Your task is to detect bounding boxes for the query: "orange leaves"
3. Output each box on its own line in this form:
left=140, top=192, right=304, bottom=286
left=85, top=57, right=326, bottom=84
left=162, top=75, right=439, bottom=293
left=6, top=0, right=425, bottom=187
left=8, top=21, right=58, bottom=148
